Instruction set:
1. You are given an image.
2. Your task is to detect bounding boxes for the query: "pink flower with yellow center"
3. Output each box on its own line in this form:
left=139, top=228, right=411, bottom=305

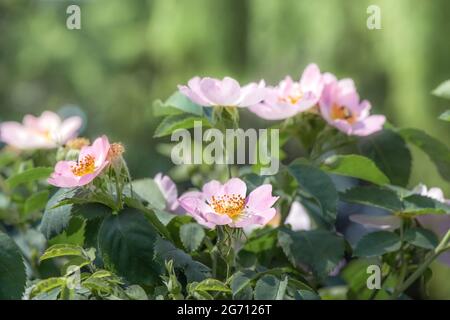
left=178, top=77, right=267, bottom=108
left=319, top=73, right=385, bottom=136
left=48, top=135, right=110, bottom=188
left=0, top=111, right=82, bottom=150
left=178, top=178, right=278, bottom=228
left=248, top=64, right=324, bottom=120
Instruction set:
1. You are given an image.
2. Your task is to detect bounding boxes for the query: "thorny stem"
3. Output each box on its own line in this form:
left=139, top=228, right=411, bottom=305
left=391, top=229, right=450, bottom=299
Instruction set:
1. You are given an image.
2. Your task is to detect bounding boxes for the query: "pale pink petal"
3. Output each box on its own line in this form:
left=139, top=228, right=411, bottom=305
left=299, top=63, right=323, bottom=97
left=246, top=184, right=279, bottom=212
left=202, top=180, right=222, bottom=201
left=200, top=77, right=241, bottom=106
left=231, top=213, right=266, bottom=228
left=351, top=115, right=386, bottom=136
left=223, top=178, right=247, bottom=198
left=332, top=119, right=353, bottom=135
left=154, top=173, right=179, bottom=212
left=57, top=116, right=82, bottom=144
left=237, top=81, right=267, bottom=107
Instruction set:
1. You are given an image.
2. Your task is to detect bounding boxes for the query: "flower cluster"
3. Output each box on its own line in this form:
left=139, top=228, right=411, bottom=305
left=179, top=63, right=386, bottom=136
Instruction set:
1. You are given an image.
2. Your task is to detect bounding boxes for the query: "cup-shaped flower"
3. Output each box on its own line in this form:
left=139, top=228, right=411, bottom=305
left=154, top=173, right=185, bottom=214
left=0, top=111, right=82, bottom=150
left=178, top=77, right=266, bottom=108
left=319, top=73, right=385, bottom=136
left=248, top=64, right=324, bottom=120
left=178, top=178, right=278, bottom=228
left=48, top=135, right=110, bottom=188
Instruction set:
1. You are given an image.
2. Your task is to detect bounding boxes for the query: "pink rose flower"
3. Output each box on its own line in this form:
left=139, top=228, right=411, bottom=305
left=178, top=178, right=278, bottom=228
left=154, top=173, right=184, bottom=214
left=48, top=135, right=110, bottom=188
left=0, top=111, right=82, bottom=150
left=319, top=73, right=385, bottom=136
left=178, top=77, right=266, bottom=108
left=248, top=64, right=324, bottom=120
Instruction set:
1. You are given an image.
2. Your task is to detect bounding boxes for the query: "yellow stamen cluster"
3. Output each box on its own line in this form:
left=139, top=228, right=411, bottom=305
left=211, top=194, right=246, bottom=218
left=279, top=92, right=303, bottom=105
left=66, top=138, right=90, bottom=150
left=331, top=104, right=356, bottom=124
left=71, top=154, right=96, bottom=176
left=108, top=143, right=125, bottom=161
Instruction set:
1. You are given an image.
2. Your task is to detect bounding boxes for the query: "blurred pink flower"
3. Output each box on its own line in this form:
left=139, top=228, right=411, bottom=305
left=0, top=111, right=82, bottom=150
left=154, top=173, right=184, bottom=214
left=48, top=135, right=110, bottom=188
left=319, top=73, right=385, bottom=136
left=178, top=77, right=266, bottom=108
left=249, top=64, right=324, bottom=120
left=178, top=178, right=278, bottom=228
left=285, top=201, right=312, bottom=231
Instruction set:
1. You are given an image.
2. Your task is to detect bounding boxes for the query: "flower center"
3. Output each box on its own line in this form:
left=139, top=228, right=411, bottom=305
left=71, top=154, right=96, bottom=176
left=279, top=90, right=303, bottom=105
left=331, top=104, right=356, bottom=124
left=211, top=194, right=246, bottom=218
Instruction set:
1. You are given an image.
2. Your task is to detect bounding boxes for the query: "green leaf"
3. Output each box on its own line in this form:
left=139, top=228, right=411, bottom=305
left=341, top=186, right=403, bottom=212
left=294, top=289, right=321, bottom=300
left=30, top=278, right=66, bottom=299
left=398, top=128, right=450, bottom=183
left=154, top=238, right=211, bottom=282
left=40, top=244, right=85, bottom=261
left=125, top=285, right=148, bottom=300
left=439, top=110, right=450, bottom=122
left=359, top=129, right=412, bottom=187
left=230, top=270, right=256, bottom=300
left=0, top=231, right=26, bottom=299
left=180, top=223, right=205, bottom=252
left=404, top=228, right=439, bottom=249
left=278, top=229, right=345, bottom=279
left=432, top=80, right=450, bottom=99
left=254, top=275, right=288, bottom=300
left=401, top=194, right=450, bottom=216
left=48, top=217, right=85, bottom=247
left=129, top=178, right=166, bottom=210
left=354, top=231, right=401, bottom=257
left=23, top=190, right=49, bottom=215
left=0, top=151, right=17, bottom=168
left=153, top=91, right=203, bottom=117
left=154, top=114, right=210, bottom=138
left=341, top=258, right=392, bottom=300
left=321, top=155, right=390, bottom=185
left=6, top=167, right=53, bottom=189
left=40, top=188, right=77, bottom=239
left=288, top=161, right=338, bottom=227
left=193, top=279, right=231, bottom=293
left=98, top=207, right=163, bottom=286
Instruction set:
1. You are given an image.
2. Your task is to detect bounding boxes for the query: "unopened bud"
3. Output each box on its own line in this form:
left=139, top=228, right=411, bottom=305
left=108, top=143, right=125, bottom=161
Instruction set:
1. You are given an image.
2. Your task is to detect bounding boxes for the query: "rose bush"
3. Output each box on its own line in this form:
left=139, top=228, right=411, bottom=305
left=0, top=64, right=449, bottom=300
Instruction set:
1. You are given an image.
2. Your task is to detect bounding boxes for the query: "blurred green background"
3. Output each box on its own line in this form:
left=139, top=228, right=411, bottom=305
left=0, top=0, right=449, bottom=298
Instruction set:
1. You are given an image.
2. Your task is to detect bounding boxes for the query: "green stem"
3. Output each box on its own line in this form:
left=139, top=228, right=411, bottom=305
left=391, top=229, right=450, bottom=299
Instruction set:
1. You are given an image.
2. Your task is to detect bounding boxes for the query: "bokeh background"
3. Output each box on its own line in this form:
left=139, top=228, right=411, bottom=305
left=0, top=0, right=449, bottom=298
